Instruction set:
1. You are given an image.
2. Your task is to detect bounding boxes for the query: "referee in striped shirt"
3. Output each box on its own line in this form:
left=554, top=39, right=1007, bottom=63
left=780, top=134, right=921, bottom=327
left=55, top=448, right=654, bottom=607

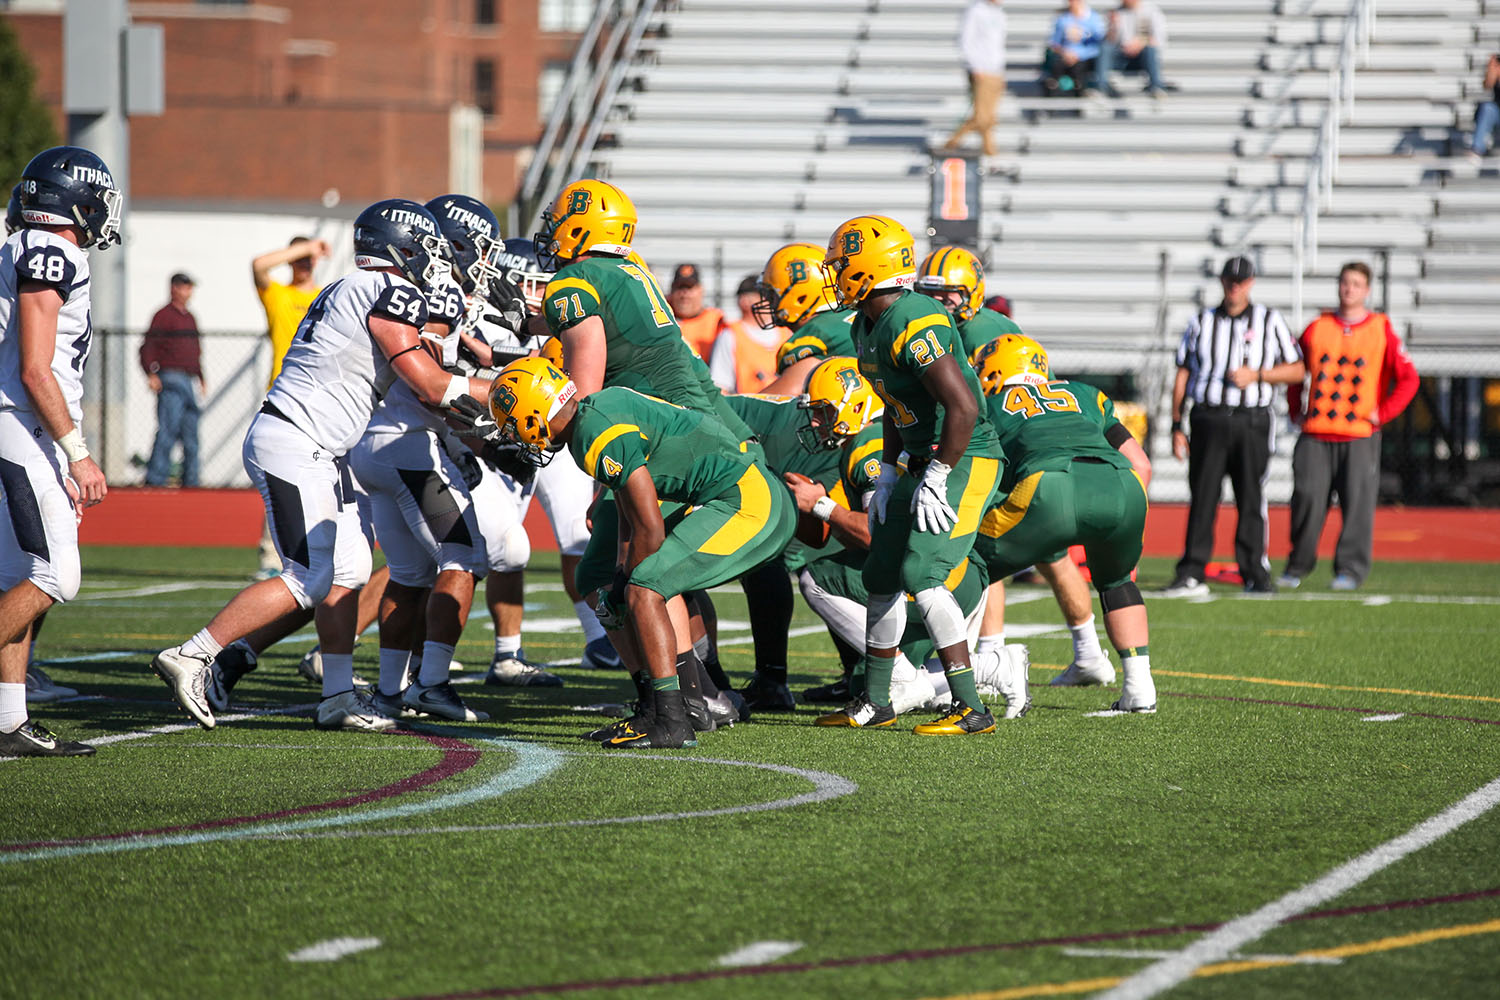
left=1164, top=256, right=1304, bottom=596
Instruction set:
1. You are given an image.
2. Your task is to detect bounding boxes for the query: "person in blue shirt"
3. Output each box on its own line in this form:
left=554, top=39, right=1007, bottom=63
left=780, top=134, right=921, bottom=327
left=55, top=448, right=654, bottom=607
left=1042, top=0, right=1107, bottom=96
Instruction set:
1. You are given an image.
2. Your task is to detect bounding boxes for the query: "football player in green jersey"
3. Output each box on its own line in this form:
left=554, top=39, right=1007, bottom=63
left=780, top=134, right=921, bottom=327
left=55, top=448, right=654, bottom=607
left=914, top=245, right=1025, bottom=361
left=973, top=334, right=1158, bottom=713
left=816, top=215, right=1011, bottom=735
left=754, top=243, right=860, bottom=386
left=490, top=358, right=795, bottom=748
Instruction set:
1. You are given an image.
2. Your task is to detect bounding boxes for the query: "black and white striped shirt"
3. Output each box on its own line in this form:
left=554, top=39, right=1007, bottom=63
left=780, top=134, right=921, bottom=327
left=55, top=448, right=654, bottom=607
left=1175, top=303, right=1299, bottom=408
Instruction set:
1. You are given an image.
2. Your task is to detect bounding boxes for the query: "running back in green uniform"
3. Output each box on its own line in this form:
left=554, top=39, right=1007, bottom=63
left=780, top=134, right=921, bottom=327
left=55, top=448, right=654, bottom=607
left=776, top=308, right=858, bottom=372
left=568, top=387, right=794, bottom=600
left=956, top=307, right=1025, bottom=362
left=975, top=379, right=1146, bottom=590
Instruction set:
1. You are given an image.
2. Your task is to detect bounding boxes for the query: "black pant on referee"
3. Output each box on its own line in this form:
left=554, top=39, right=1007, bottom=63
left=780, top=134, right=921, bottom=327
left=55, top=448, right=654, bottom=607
left=1176, top=405, right=1273, bottom=589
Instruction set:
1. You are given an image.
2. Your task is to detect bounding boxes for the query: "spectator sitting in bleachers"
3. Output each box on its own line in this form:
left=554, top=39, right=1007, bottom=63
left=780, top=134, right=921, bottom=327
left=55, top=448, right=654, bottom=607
left=1041, top=0, right=1107, bottom=97
left=1467, top=53, right=1499, bottom=163
left=1095, top=0, right=1166, bottom=100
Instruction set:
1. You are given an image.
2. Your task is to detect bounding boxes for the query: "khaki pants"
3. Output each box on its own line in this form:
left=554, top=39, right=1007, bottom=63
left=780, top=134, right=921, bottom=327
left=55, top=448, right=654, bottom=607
left=945, top=71, right=1004, bottom=155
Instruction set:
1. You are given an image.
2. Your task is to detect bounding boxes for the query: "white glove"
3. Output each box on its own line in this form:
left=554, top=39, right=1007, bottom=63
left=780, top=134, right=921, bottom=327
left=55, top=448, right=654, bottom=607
left=911, top=458, right=957, bottom=534
left=867, top=464, right=899, bottom=533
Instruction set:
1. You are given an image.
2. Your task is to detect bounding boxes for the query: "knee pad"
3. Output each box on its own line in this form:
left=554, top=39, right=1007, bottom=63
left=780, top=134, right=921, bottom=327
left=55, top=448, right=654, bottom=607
left=1099, top=580, right=1144, bottom=613
left=799, top=569, right=867, bottom=648
left=278, top=566, right=327, bottom=611
left=332, top=539, right=373, bottom=592
left=867, top=591, right=906, bottom=649
left=913, top=586, right=969, bottom=649
left=37, top=550, right=81, bottom=604
left=556, top=515, right=589, bottom=557
left=489, top=522, right=531, bottom=573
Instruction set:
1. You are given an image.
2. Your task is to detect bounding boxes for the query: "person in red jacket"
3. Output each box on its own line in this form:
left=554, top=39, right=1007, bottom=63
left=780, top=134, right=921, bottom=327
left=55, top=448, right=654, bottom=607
left=140, top=273, right=203, bottom=486
left=1280, top=262, right=1418, bottom=591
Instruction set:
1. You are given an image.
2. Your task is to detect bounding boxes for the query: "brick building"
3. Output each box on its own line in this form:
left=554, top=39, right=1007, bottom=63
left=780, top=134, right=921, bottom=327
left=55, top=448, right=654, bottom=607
left=5, top=0, right=589, bottom=207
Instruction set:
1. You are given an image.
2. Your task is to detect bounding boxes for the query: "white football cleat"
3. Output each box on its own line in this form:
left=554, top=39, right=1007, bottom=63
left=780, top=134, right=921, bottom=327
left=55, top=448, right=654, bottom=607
left=1160, top=576, right=1209, bottom=598
left=890, top=666, right=938, bottom=715
left=151, top=646, right=216, bottom=730
left=315, top=690, right=398, bottom=732
left=25, top=665, right=77, bottom=703
left=485, top=653, right=563, bottom=688
left=1050, top=656, right=1116, bottom=687
left=997, top=644, right=1032, bottom=720
left=1111, top=668, right=1158, bottom=714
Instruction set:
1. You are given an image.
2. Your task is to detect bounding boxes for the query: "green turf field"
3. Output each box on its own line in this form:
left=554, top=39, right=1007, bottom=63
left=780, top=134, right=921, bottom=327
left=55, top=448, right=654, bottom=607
left=3, top=546, right=1498, bottom=1000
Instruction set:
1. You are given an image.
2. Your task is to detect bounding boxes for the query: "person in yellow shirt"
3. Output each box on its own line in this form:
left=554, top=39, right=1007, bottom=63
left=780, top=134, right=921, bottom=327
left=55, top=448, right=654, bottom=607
left=252, top=235, right=329, bottom=385
left=250, top=235, right=328, bottom=577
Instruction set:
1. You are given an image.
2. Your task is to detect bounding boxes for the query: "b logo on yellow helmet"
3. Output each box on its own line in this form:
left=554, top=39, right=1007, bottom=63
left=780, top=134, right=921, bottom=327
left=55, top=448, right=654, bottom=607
left=786, top=259, right=809, bottom=284
left=567, top=189, right=591, bottom=215
left=840, top=230, right=864, bottom=256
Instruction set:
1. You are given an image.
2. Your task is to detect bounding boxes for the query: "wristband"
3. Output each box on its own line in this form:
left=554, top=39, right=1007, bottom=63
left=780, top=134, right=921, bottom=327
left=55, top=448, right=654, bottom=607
left=439, top=374, right=467, bottom=408
left=1171, top=420, right=1183, bottom=433
left=57, top=428, right=89, bottom=463
left=811, top=495, right=837, bottom=522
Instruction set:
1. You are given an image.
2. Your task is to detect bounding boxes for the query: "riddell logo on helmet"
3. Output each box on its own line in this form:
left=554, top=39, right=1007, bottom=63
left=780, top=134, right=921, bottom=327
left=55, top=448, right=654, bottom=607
left=70, top=166, right=114, bottom=188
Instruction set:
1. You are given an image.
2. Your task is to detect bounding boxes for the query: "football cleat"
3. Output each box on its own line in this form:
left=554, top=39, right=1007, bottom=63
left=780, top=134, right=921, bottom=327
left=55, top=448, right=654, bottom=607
left=402, top=681, right=490, bottom=722
left=1050, top=656, right=1116, bottom=687
left=151, top=646, right=215, bottom=730
left=579, top=636, right=623, bottom=670
left=1160, top=576, right=1209, bottom=598
left=603, top=717, right=698, bottom=749
left=24, top=664, right=77, bottom=703
left=1111, top=671, right=1158, bottom=714
left=369, top=689, right=425, bottom=719
left=913, top=703, right=997, bottom=735
left=485, top=652, right=564, bottom=688
left=0, top=720, right=95, bottom=757
left=740, top=670, right=796, bottom=712
left=704, top=690, right=743, bottom=729
left=315, top=690, right=398, bottom=732
left=997, top=645, right=1032, bottom=720
left=815, top=694, right=898, bottom=728
left=801, top=676, right=851, bottom=704
left=890, top=667, right=938, bottom=715
left=206, top=644, right=258, bottom=712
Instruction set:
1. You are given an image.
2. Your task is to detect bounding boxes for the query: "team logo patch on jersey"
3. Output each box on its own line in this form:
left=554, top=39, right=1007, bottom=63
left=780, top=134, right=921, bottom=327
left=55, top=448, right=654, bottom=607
left=862, top=458, right=882, bottom=481
left=602, top=455, right=623, bottom=479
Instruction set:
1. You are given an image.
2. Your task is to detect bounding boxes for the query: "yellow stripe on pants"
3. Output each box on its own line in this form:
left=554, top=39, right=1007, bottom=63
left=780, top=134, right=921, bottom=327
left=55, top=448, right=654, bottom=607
left=698, top=464, right=772, bottom=556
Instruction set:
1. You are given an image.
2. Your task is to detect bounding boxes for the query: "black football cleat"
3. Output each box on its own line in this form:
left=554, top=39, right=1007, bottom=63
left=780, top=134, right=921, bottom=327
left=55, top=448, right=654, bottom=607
left=801, top=676, right=851, bottom=704
left=740, top=670, right=796, bottom=711
left=0, top=720, right=96, bottom=758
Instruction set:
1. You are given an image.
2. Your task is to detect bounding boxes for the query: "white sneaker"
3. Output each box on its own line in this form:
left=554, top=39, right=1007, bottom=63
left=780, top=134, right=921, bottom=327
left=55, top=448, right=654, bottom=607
left=151, top=646, right=216, bottom=729
left=997, top=644, right=1032, bottom=720
left=1050, top=655, right=1116, bottom=687
left=25, top=665, right=77, bottom=703
left=315, top=690, right=398, bottom=732
left=402, top=681, right=490, bottom=722
left=1160, top=576, right=1209, bottom=598
left=1276, top=573, right=1301, bottom=590
left=485, top=653, right=564, bottom=688
left=890, top=667, right=938, bottom=715
left=1111, top=669, right=1158, bottom=714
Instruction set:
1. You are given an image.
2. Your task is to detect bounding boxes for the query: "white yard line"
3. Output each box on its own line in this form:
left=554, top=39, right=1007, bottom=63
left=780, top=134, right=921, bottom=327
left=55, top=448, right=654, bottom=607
left=286, top=937, right=381, bottom=962
left=71, top=581, right=242, bottom=601
left=1060, top=947, right=1341, bottom=965
left=717, top=941, right=804, bottom=966
left=1097, top=771, right=1500, bottom=1000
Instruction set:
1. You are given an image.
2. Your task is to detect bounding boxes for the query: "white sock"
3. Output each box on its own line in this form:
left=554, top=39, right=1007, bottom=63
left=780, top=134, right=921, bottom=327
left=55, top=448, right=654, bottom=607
left=494, top=633, right=522, bottom=659
left=975, top=632, right=1004, bottom=657
left=419, top=641, right=456, bottom=687
left=1122, top=649, right=1152, bottom=681
left=0, top=682, right=26, bottom=733
left=926, top=665, right=952, bottom=705
left=378, top=647, right=410, bottom=696
left=1070, top=616, right=1104, bottom=663
left=181, top=628, right=223, bottom=661
left=228, top=638, right=257, bottom=664
left=320, top=653, right=354, bottom=698
left=575, top=600, right=606, bottom=643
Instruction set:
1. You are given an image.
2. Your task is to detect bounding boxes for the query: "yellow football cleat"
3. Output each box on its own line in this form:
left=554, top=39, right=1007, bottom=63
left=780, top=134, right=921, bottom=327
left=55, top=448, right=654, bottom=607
left=815, top=695, right=898, bottom=728
left=912, top=704, right=996, bottom=735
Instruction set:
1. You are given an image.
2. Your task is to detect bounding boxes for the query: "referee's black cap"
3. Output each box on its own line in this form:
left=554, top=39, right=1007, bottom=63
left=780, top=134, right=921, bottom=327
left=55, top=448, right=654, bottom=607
left=1220, top=256, right=1255, bottom=282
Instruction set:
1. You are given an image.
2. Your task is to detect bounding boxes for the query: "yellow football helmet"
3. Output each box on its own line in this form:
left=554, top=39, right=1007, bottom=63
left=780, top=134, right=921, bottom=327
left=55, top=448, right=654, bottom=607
left=915, top=246, right=985, bottom=321
left=535, top=179, right=636, bottom=266
left=488, top=357, right=578, bottom=465
left=754, top=243, right=837, bottom=330
left=539, top=335, right=566, bottom=371
left=974, top=334, right=1051, bottom=395
left=799, top=357, right=879, bottom=451
left=823, top=215, right=917, bottom=308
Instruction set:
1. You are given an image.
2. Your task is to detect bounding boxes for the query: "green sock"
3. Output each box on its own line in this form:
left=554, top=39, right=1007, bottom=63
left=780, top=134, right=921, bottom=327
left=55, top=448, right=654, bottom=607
left=849, top=658, right=867, bottom=698
left=650, top=675, right=680, bottom=692
left=865, top=654, right=895, bottom=706
left=946, top=664, right=985, bottom=712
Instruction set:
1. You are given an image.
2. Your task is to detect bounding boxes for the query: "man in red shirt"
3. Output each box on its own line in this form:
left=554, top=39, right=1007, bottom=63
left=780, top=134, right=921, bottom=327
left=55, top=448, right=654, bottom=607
left=140, top=273, right=204, bottom=486
left=1281, top=262, right=1419, bottom=590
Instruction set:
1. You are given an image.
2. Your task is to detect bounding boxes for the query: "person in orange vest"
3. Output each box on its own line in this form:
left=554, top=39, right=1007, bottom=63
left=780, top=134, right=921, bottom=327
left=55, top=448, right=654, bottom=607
left=1281, top=261, right=1419, bottom=591
left=708, top=274, right=790, bottom=393
left=666, top=262, right=726, bottom=360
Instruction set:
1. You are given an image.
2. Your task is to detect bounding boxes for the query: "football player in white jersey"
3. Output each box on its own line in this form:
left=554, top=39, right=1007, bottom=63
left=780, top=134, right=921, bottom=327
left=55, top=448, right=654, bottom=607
left=151, top=198, right=491, bottom=732
left=0, top=146, right=120, bottom=757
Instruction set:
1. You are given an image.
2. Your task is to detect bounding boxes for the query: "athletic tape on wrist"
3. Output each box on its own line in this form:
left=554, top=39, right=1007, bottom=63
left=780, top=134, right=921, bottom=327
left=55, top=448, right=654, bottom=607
left=812, top=495, right=837, bottom=522
left=57, top=428, right=89, bottom=463
left=440, top=374, right=467, bottom=408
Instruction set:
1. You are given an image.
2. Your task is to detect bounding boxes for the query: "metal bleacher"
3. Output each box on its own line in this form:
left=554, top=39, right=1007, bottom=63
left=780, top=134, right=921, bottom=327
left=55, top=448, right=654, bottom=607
left=581, top=0, right=1500, bottom=499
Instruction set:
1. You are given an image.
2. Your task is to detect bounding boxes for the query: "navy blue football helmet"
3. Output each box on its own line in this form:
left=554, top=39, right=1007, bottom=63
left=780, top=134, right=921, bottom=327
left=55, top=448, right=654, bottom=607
left=5, top=184, right=21, bottom=236
left=424, top=194, right=503, bottom=296
left=18, top=146, right=122, bottom=249
left=498, top=238, right=554, bottom=314
left=353, top=198, right=450, bottom=291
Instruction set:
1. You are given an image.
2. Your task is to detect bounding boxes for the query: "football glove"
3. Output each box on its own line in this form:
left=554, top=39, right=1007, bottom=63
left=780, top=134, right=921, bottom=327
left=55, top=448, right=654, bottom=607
left=484, top=273, right=529, bottom=338
left=594, top=570, right=629, bottom=631
left=479, top=441, right=537, bottom=486
left=911, top=458, right=957, bottom=534
left=867, top=464, right=899, bottom=533
left=448, top=393, right=500, bottom=440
